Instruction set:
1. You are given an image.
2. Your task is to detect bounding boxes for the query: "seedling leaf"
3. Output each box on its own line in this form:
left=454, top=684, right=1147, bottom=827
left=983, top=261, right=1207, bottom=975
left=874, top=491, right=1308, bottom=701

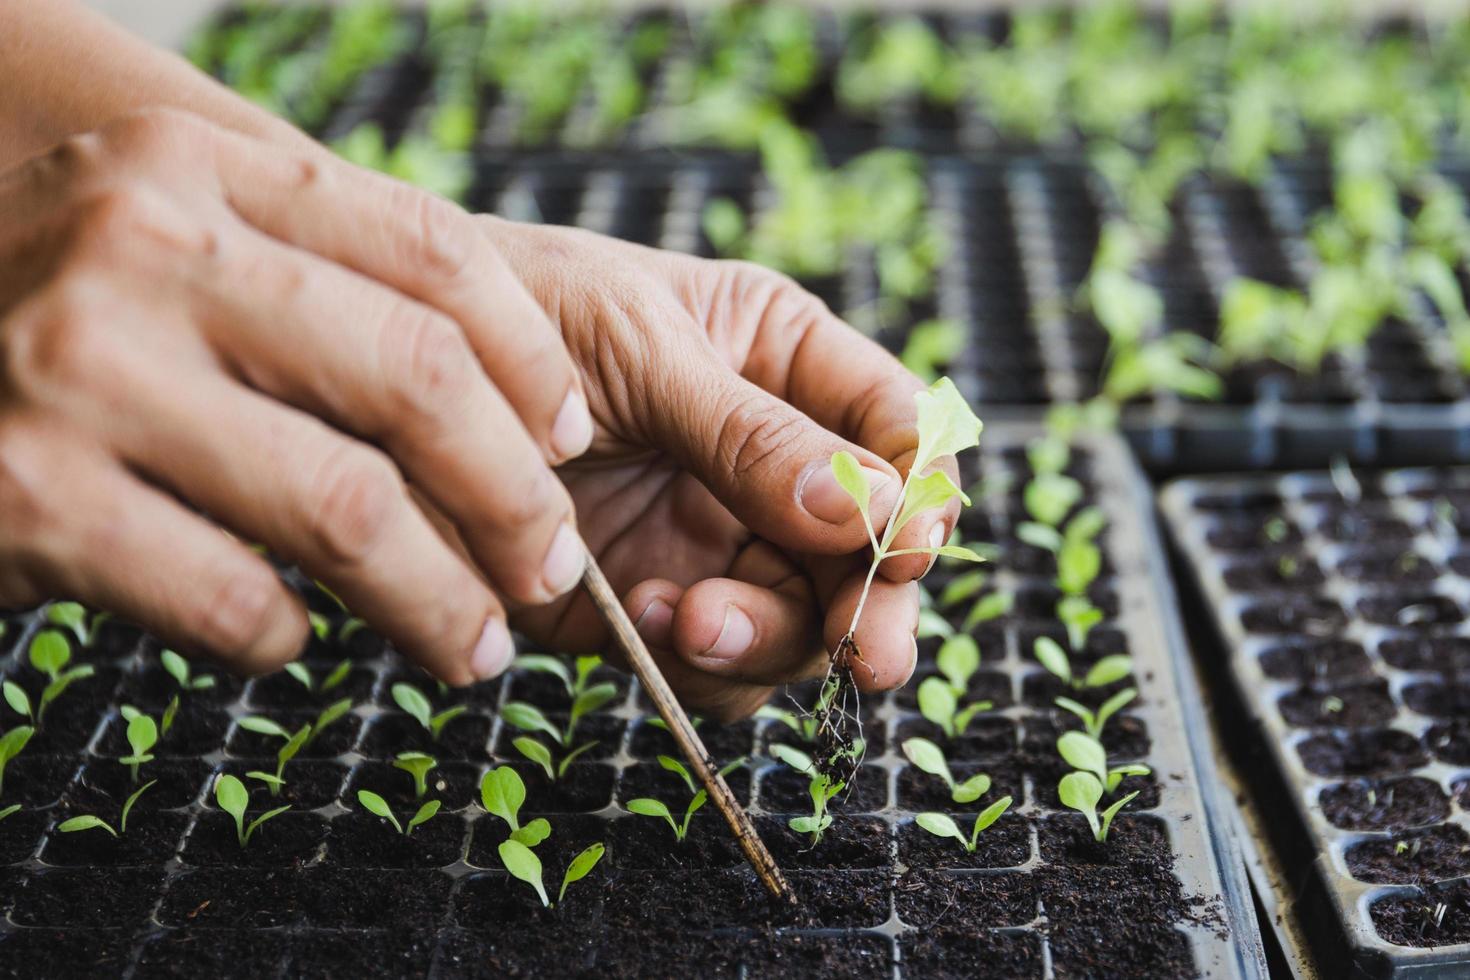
left=499, top=839, right=550, bottom=907
left=953, top=773, right=991, bottom=804
left=239, top=716, right=292, bottom=739
left=1058, top=771, right=1104, bottom=840
left=0, top=804, right=19, bottom=822
left=391, top=683, right=433, bottom=731
left=2, top=682, right=29, bottom=720
left=557, top=740, right=600, bottom=777
left=559, top=842, right=605, bottom=903
left=1033, top=637, right=1071, bottom=684
left=501, top=702, right=563, bottom=745
left=1057, top=731, right=1108, bottom=784
left=285, top=663, right=313, bottom=690
left=513, top=737, right=555, bottom=780
left=935, top=635, right=980, bottom=693
left=657, top=754, right=695, bottom=794
left=429, top=705, right=468, bottom=739
left=59, top=815, right=116, bottom=836
left=406, top=799, right=440, bottom=835
left=309, top=698, right=354, bottom=744
left=1083, top=655, right=1133, bottom=689
left=120, top=779, right=156, bottom=833
left=393, top=751, right=438, bottom=798
left=915, top=812, right=967, bottom=849
left=913, top=377, right=983, bottom=474
left=480, top=767, right=526, bottom=830
left=972, top=795, right=1012, bottom=838
left=917, top=676, right=959, bottom=738
left=900, top=737, right=953, bottom=789
left=29, top=630, right=71, bottom=677
left=511, top=817, right=551, bottom=847
left=512, top=654, right=572, bottom=692
left=829, top=450, right=873, bottom=542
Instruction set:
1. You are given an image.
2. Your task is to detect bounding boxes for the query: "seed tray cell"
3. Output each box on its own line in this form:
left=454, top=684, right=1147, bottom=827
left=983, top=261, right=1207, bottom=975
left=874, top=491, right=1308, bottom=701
left=0, top=421, right=1258, bottom=977
left=1163, top=466, right=1470, bottom=977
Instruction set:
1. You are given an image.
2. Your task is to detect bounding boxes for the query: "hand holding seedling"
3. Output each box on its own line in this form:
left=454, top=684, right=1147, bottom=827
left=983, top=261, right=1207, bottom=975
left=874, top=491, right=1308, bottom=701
left=0, top=5, right=961, bottom=719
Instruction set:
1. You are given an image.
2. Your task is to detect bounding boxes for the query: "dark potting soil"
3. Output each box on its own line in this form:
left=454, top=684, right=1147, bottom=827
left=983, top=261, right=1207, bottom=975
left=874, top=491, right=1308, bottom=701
left=98, top=706, right=230, bottom=758
left=181, top=812, right=328, bottom=868
left=616, top=758, right=752, bottom=807
left=898, top=927, right=1044, bottom=979
left=492, top=760, right=615, bottom=811
left=757, top=761, right=889, bottom=812
left=4, top=754, right=79, bottom=807
left=1257, top=639, right=1373, bottom=682
left=323, top=810, right=465, bottom=868
left=354, top=712, right=484, bottom=761
left=1276, top=680, right=1397, bottom=728
left=134, top=929, right=292, bottom=979
left=1318, top=777, right=1450, bottom=831
left=893, top=716, right=1017, bottom=759
left=630, top=716, right=754, bottom=760
left=1379, top=635, right=1470, bottom=672
left=40, top=811, right=189, bottom=867
left=0, top=927, right=137, bottom=979
left=157, top=868, right=303, bottom=928
left=66, top=758, right=212, bottom=810
left=1344, top=823, right=1470, bottom=884
left=345, top=758, right=478, bottom=811
left=11, top=866, right=163, bottom=927
left=1021, top=712, right=1152, bottom=760
left=894, top=758, right=1024, bottom=811
left=895, top=869, right=1039, bottom=928
left=1296, top=728, right=1428, bottom=776
left=223, top=758, right=349, bottom=809
left=599, top=868, right=891, bottom=931
left=227, top=709, right=361, bottom=759
left=895, top=814, right=1031, bottom=869
left=1370, top=879, right=1470, bottom=947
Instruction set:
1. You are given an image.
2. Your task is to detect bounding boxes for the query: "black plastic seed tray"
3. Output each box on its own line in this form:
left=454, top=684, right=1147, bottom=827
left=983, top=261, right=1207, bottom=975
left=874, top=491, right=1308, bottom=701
left=1163, top=467, right=1470, bottom=978
left=0, top=420, right=1259, bottom=978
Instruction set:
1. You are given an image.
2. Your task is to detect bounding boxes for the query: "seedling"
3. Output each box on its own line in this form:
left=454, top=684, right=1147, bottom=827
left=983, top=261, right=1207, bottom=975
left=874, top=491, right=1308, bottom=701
left=393, top=751, right=437, bottom=799
left=1024, top=472, right=1083, bottom=528
left=1034, top=637, right=1131, bottom=690
left=392, top=682, right=467, bottom=741
left=6, top=629, right=96, bottom=723
left=480, top=766, right=550, bottom=847
left=118, top=709, right=157, bottom=783
left=1054, top=688, right=1138, bottom=740
left=58, top=779, right=156, bottom=837
left=917, top=676, right=992, bottom=740
left=901, top=737, right=991, bottom=803
left=1057, top=596, right=1106, bottom=652
left=817, top=378, right=985, bottom=783
left=1058, top=771, right=1138, bottom=843
left=161, top=649, right=215, bottom=691
left=626, top=755, right=745, bottom=843
left=284, top=658, right=353, bottom=695
left=1057, top=731, right=1150, bottom=794
left=770, top=744, right=843, bottom=845
left=914, top=798, right=1014, bottom=853
left=498, top=839, right=605, bottom=909
left=45, top=602, right=108, bottom=648
left=504, top=654, right=617, bottom=778
left=241, top=721, right=309, bottom=797
left=0, top=724, right=34, bottom=796
left=357, top=790, right=440, bottom=836
left=0, top=804, right=18, bottom=823
left=214, top=773, right=290, bottom=847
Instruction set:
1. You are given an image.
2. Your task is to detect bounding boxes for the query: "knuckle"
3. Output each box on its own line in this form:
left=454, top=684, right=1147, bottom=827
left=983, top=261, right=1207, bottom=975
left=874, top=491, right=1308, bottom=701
left=101, top=107, right=203, bottom=159
left=72, top=184, right=159, bottom=249
left=391, top=310, right=476, bottom=423
left=402, top=188, right=474, bottom=282
left=714, top=392, right=807, bottom=481
left=0, top=424, right=57, bottom=540
left=5, top=290, right=107, bottom=391
left=303, top=444, right=405, bottom=566
left=191, top=567, right=280, bottom=657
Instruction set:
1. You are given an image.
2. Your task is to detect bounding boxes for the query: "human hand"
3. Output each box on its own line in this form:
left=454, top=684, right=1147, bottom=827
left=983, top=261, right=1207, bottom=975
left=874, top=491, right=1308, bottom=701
left=0, top=109, right=598, bottom=684
left=476, top=218, right=962, bottom=719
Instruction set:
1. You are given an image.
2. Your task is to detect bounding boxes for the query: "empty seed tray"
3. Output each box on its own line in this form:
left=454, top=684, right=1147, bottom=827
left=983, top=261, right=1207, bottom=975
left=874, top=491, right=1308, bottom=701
left=0, top=420, right=1259, bottom=978
left=1163, top=466, right=1470, bottom=977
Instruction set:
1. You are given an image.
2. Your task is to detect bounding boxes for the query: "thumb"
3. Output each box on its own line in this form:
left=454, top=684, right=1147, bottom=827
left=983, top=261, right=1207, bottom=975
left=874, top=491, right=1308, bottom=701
left=648, top=344, right=901, bottom=555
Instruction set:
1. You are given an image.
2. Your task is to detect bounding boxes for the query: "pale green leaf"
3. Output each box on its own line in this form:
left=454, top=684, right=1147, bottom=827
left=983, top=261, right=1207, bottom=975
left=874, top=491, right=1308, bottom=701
left=480, top=767, right=526, bottom=827
left=917, top=677, right=958, bottom=736
left=59, top=815, right=115, bottom=836
left=1057, top=731, right=1108, bottom=782
left=559, top=842, right=606, bottom=903
left=900, top=737, right=953, bottom=787
left=936, top=635, right=980, bottom=692
left=953, top=772, right=991, bottom=804
left=511, top=817, right=551, bottom=847
left=1033, top=637, right=1071, bottom=684
left=912, top=377, right=983, bottom=474
left=914, top=812, right=966, bottom=847
left=391, top=683, right=433, bottom=731
left=1084, top=655, right=1133, bottom=689
left=28, top=630, right=71, bottom=677
left=513, top=737, right=555, bottom=780
left=406, top=799, right=440, bottom=834
left=829, top=450, right=872, bottom=527
left=892, top=469, right=968, bottom=537
left=501, top=701, right=563, bottom=745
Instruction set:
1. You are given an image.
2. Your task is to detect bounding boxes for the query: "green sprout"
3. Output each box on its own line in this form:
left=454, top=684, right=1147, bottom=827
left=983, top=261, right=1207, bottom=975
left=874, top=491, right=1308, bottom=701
left=935, top=573, right=1014, bottom=632
left=58, top=779, right=156, bottom=838
left=916, top=634, right=993, bottom=738
left=5, top=629, right=96, bottom=724
left=1058, top=771, right=1138, bottom=843
left=1057, top=731, right=1150, bottom=795
left=214, top=773, right=290, bottom=848
left=498, top=839, right=606, bottom=909
left=501, top=654, right=616, bottom=777
left=1057, top=596, right=1106, bottom=652
left=393, top=751, right=438, bottom=799
left=357, top=790, right=440, bottom=836
left=625, top=755, right=744, bottom=843
left=0, top=804, right=19, bottom=823
left=238, top=698, right=351, bottom=796
left=161, top=649, right=216, bottom=691
left=480, top=766, right=550, bottom=847
left=914, top=798, right=1014, bottom=853
left=392, top=682, right=467, bottom=741
left=45, top=602, right=110, bottom=648
left=901, top=737, right=991, bottom=804
left=770, top=744, right=843, bottom=846
left=1024, top=471, right=1083, bottom=528
left=1054, top=688, right=1138, bottom=741
left=117, top=708, right=158, bottom=783
left=1034, top=637, right=1131, bottom=691
left=284, top=658, right=353, bottom=695
left=0, top=724, right=34, bottom=796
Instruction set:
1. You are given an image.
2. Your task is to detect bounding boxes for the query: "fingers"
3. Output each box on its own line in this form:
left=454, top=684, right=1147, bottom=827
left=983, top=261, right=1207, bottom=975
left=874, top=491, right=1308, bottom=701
left=190, top=223, right=582, bottom=608
left=0, top=430, right=307, bottom=673
left=89, top=109, right=590, bottom=464
left=730, top=267, right=963, bottom=582
left=108, top=364, right=512, bottom=687
left=645, top=343, right=904, bottom=558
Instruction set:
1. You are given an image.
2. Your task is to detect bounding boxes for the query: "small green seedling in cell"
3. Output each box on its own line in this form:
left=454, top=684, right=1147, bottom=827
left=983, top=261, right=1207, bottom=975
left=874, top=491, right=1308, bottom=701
left=393, top=751, right=437, bottom=799
left=59, top=779, right=156, bottom=837
left=756, top=703, right=820, bottom=744
left=626, top=755, right=745, bottom=843
left=0, top=804, right=19, bottom=823
left=1055, top=688, right=1137, bottom=741
left=357, top=789, right=440, bottom=836
left=1057, top=731, right=1150, bottom=794
left=1034, top=638, right=1131, bottom=691
left=0, top=724, right=34, bottom=796
left=305, top=697, right=354, bottom=748
left=513, top=736, right=599, bottom=782
left=934, top=634, right=980, bottom=694
left=17, top=629, right=96, bottom=723
left=917, top=607, right=954, bottom=639
left=512, top=653, right=616, bottom=713
left=161, top=649, right=216, bottom=692
left=244, top=722, right=309, bottom=798
left=1027, top=435, right=1069, bottom=476
left=1057, top=596, right=1106, bottom=653
left=1024, top=472, right=1083, bottom=528
left=498, top=839, right=605, bottom=909
left=915, top=798, right=1014, bottom=853
left=284, top=658, right=353, bottom=695
left=214, top=773, right=290, bottom=848
left=901, top=737, right=991, bottom=804
left=480, top=766, right=551, bottom=847
left=962, top=590, right=1014, bottom=631
left=917, top=676, right=992, bottom=740
left=771, top=744, right=843, bottom=846
left=393, top=682, right=467, bottom=741
left=45, top=602, right=108, bottom=648
left=119, top=710, right=158, bottom=783
left=937, top=570, right=987, bottom=609
left=1058, top=771, right=1137, bottom=843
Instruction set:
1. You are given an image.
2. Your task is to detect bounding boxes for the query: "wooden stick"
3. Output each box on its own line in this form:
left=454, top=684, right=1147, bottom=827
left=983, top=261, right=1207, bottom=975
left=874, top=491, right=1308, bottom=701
left=579, top=540, right=795, bottom=904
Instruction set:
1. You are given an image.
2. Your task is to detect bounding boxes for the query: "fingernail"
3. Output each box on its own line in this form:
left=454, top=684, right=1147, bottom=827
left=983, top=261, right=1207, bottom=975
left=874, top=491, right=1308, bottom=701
left=470, top=617, right=514, bottom=680
left=800, top=464, right=890, bottom=524
left=924, top=521, right=947, bottom=575
left=635, top=599, right=674, bottom=647
left=901, top=634, right=919, bottom=686
left=703, top=605, right=755, bottom=661
left=541, top=523, right=586, bottom=599
left=551, top=388, right=594, bottom=461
